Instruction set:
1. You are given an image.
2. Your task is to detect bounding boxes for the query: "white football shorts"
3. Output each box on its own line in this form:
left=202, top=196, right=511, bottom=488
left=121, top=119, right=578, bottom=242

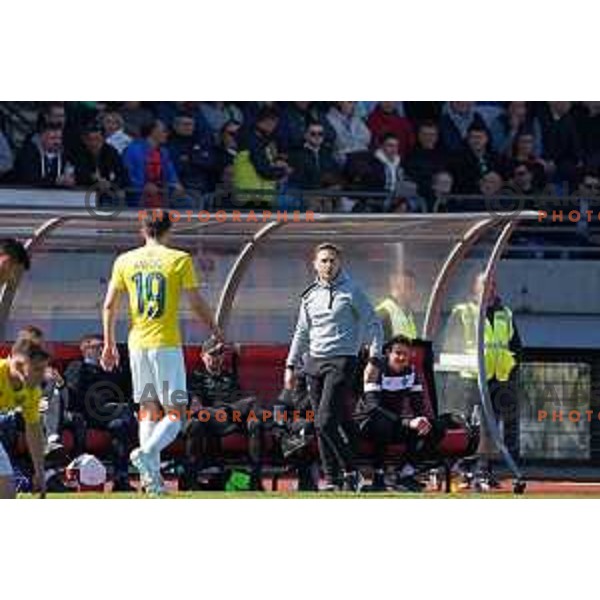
left=129, top=347, right=188, bottom=407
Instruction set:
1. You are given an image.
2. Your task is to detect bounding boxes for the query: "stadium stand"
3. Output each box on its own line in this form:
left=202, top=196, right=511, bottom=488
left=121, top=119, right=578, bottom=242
left=0, top=101, right=598, bottom=215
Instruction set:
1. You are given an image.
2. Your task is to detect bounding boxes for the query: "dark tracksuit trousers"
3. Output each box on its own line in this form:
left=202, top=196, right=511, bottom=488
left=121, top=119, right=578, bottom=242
left=489, top=375, right=520, bottom=460
left=86, top=402, right=136, bottom=485
left=362, top=410, right=447, bottom=471
left=183, top=397, right=265, bottom=483
left=304, top=355, right=358, bottom=483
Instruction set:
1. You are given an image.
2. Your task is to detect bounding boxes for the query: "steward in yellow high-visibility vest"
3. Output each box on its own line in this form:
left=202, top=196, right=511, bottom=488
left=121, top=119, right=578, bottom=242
left=376, top=297, right=418, bottom=341
left=446, top=272, right=522, bottom=485
left=450, top=301, right=518, bottom=382
left=376, top=269, right=419, bottom=341
left=232, top=107, right=288, bottom=208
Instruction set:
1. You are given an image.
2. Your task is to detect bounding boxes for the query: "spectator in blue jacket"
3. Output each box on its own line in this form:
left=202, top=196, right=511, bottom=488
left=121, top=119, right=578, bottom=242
left=123, top=119, right=183, bottom=207
left=120, top=101, right=154, bottom=138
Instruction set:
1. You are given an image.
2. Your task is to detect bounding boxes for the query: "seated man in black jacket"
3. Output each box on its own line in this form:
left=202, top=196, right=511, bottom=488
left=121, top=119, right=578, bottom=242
left=288, top=121, right=341, bottom=212
left=15, top=119, right=76, bottom=188
left=450, top=124, right=505, bottom=196
left=72, top=122, right=128, bottom=206
left=63, top=334, right=134, bottom=491
left=181, top=337, right=266, bottom=491
left=357, top=335, right=446, bottom=492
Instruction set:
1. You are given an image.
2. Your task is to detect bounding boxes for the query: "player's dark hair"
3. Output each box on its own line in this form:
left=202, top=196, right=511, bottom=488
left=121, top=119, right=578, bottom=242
left=11, top=339, right=50, bottom=363
left=17, top=325, right=44, bottom=342
left=313, top=242, right=342, bottom=259
left=141, top=211, right=172, bottom=239
left=0, top=238, right=30, bottom=271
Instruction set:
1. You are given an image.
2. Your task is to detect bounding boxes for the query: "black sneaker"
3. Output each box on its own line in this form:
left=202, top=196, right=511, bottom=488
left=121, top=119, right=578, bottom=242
left=342, top=470, right=366, bottom=493
left=44, top=442, right=69, bottom=468
left=364, top=470, right=386, bottom=492
left=395, top=475, right=425, bottom=493
left=46, top=471, right=70, bottom=493
left=249, top=473, right=265, bottom=492
left=474, top=469, right=501, bottom=492
left=487, top=471, right=502, bottom=489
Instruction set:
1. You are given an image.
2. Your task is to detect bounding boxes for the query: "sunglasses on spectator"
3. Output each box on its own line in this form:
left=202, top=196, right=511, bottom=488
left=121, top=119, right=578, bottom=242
left=308, top=130, right=324, bottom=137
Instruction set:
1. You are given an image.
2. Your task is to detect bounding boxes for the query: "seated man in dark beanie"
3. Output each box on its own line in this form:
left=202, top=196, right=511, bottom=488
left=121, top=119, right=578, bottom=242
left=357, top=335, right=446, bottom=492
left=63, top=334, right=135, bottom=491
left=182, top=337, right=266, bottom=491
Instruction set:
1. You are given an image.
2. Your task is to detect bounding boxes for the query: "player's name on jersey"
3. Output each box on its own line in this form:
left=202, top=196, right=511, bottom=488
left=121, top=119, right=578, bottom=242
left=133, top=259, right=163, bottom=270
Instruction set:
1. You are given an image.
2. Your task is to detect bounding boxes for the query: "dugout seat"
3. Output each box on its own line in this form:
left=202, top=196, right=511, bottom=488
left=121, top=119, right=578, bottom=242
left=1, top=340, right=478, bottom=491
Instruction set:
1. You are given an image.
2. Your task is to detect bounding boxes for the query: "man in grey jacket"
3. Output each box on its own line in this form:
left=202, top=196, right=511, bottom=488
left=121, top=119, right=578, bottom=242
left=285, top=242, right=383, bottom=491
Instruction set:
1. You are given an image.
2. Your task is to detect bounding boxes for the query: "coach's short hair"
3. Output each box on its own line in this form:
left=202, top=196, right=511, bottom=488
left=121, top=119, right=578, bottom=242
left=141, top=211, right=172, bottom=239
left=11, top=338, right=50, bottom=363
left=0, top=239, right=30, bottom=271
left=313, top=242, right=342, bottom=259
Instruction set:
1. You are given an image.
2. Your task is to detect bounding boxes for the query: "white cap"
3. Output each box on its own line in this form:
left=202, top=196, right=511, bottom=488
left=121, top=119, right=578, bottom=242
left=67, top=454, right=107, bottom=487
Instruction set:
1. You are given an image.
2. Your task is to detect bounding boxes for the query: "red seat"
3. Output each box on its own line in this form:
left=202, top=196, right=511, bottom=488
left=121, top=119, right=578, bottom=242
left=438, top=428, right=471, bottom=456
left=236, top=344, right=287, bottom=403
left=61, top=430, right=74, bottom=453
left=86, top=429, right=112, bottom=456
left=221, top=433, right=248, bottom=455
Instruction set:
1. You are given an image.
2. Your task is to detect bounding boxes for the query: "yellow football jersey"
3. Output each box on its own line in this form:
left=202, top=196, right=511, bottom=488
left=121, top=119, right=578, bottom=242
left=0, top=359, right=41, bottom=424
left=110, top=244, right=200, bottom=350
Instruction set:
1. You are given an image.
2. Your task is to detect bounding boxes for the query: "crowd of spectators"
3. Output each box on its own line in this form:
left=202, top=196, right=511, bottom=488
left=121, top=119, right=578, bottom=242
left=0, top=101, right=599, bottom=212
